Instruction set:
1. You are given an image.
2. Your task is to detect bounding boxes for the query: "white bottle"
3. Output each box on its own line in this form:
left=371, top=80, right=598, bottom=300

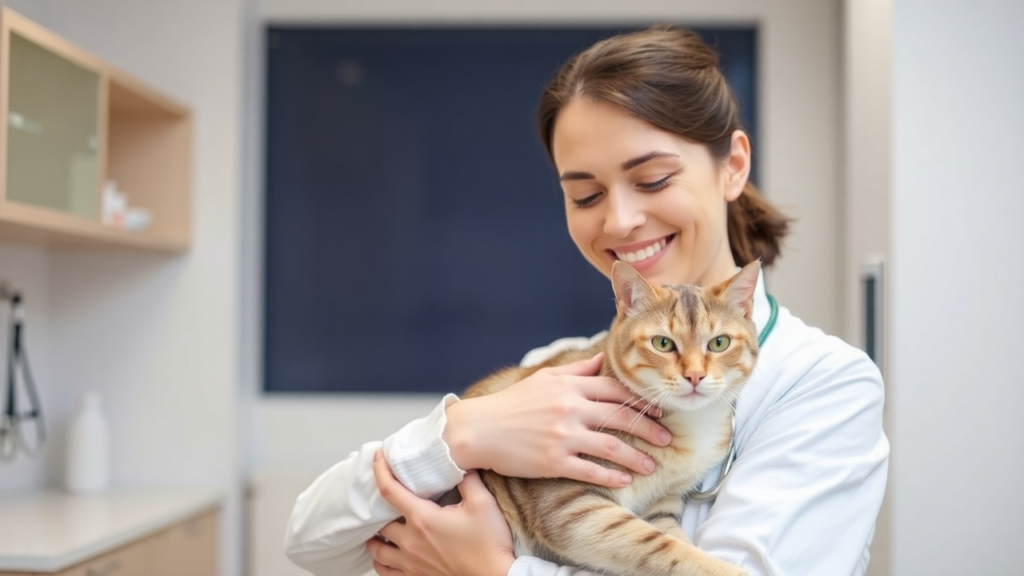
left=65, top=392, right=111, bottom=494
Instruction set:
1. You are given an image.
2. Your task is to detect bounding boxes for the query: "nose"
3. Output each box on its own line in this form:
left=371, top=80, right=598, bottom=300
left=685, top=372, right=706, bottom=387
left=603, top=189, right=646, bottom=238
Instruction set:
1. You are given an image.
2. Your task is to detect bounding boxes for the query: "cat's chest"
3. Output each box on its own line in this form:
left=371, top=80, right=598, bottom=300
left=614, top=408, right=731, bottom=513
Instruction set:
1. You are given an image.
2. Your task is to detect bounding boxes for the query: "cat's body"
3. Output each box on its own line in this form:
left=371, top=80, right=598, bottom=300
left=461, top=262, right=761, bottom=576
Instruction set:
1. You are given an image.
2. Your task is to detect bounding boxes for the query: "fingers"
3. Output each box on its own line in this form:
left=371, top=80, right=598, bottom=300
left=560, top=453, right=635, bottom=488
left=373, top=450, right=439, bottom=516
left=574, top=374, right=660, bottom=415
left=366, top=537, right=403, bottom=575
left=372, top=560, right=403, bottom=576
left=378, top=518, right=405, bottom=543
left=566, top=375, right=671, bottom=450
left=574, top=428, right=657, bottom=479
left=456, top=469, right=491, bottom=504
left=590, top=401, right=672, bottom=448
left=540, top=360, right=671, bottom=482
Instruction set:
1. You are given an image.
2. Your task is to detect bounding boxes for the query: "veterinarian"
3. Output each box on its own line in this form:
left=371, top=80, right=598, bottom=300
left=284, top=25, right=889, bottom=576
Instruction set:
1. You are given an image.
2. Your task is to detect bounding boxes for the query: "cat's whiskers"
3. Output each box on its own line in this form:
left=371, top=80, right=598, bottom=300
left=612, top=394, right=656, bottom=435
left=595, top=395, right=648, bottom=432
left=625, top=389, right=671, bottom=436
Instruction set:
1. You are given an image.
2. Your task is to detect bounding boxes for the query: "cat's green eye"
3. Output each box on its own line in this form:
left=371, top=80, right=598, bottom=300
left=652, top=336, right=676, bottom=352
left=708, top=335, right=731, bottom=352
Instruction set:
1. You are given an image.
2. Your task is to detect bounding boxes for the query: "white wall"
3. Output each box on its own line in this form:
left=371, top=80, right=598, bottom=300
left=842, top=1, right=891, bottom=574
left=0, top=1, right=246, bottom=575
left=890, top=1, right=1024, bottom=574
left=0, top=0, right=49, bottom=23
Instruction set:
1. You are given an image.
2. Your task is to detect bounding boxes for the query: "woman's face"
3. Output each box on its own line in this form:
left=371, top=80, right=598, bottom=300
left=551, top=99, right=751, bottom=288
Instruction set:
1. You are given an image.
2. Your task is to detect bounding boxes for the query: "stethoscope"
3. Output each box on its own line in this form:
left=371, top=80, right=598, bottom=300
left=687, top=294, right=778, bottom=502
left=0, top=286, right=46, bottom=461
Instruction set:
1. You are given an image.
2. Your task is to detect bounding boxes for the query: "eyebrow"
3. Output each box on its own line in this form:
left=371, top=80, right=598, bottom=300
left=559, top=151, right=680, bottom=181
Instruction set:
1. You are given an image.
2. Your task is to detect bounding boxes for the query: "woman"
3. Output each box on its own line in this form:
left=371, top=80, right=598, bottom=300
left=285, top=25, right=889, bottom=576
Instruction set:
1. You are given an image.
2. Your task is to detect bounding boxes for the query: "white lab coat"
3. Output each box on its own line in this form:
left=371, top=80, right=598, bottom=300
left=284, top=272, right=890, bottom=576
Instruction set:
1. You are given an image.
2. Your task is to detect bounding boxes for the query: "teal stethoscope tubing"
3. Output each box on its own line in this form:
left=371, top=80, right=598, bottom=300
left=687, top=293, right=778, bottom=502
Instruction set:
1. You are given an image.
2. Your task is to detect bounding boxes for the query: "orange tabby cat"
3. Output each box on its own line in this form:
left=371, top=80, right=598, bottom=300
left=462, top=260, right=760, bottom=576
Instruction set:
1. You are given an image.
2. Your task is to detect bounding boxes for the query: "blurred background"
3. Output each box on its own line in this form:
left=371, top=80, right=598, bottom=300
left=0, top=0, right=1020, bottom=575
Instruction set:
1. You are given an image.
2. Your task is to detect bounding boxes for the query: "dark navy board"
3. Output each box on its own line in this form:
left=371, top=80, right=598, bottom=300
left=263, top=27, right=757, bottom=393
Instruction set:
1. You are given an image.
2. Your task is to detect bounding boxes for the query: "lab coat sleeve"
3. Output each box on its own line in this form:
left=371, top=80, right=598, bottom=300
left=283, top=394, right=465, bottom=576
left=693, top=344, right=890, bottom=575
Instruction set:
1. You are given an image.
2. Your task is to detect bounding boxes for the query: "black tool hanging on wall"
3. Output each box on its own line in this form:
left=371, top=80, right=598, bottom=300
left=0, top=285, right=46, bottom=462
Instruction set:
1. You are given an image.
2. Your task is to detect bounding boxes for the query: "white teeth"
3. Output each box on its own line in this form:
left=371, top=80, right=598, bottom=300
left=615, top=239, right=666, bottom=263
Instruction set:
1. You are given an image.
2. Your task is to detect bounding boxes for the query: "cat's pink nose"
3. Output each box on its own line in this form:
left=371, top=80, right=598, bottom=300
left=685, top=373, right=705, bottom=387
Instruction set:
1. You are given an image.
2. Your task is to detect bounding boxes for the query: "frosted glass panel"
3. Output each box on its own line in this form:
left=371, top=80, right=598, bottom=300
left=6, top=31, right=100, bottom=218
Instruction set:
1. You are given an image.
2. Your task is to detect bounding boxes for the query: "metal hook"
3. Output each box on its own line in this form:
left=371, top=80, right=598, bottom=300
left=0, top=285, right=46, bottom=462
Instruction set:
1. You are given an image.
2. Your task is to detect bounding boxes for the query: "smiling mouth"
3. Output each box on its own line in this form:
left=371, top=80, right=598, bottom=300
left=608, top=234, right=675, bottom=264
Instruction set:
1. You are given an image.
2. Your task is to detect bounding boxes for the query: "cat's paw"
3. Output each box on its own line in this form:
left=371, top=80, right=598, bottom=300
left=697, top=555, right=747, bottom=576
left=706, top=562, right=747, bottom=576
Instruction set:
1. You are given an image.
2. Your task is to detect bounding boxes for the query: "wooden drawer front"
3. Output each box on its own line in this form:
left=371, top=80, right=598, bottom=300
left=53, top=537, right=150, bottom=576
left=150, top=509, right=218, bottom=576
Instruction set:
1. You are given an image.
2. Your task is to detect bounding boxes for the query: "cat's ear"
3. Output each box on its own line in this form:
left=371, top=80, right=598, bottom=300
left=611, top=261, right=658, bottom=315
left=713, top=260, right=761, bottom=318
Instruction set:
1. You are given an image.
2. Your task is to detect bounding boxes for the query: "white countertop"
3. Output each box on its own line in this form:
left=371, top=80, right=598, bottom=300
left=0, top=487, right=223, bottom=572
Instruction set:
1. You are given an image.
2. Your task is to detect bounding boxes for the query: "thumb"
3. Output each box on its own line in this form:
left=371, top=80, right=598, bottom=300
left=547, top=352, right=603, bottom=376
left=457, top=470, right=494, bottom=505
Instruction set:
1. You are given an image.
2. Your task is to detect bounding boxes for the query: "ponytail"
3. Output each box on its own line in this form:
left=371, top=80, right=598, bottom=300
left=727, top=182, right=791, bottom=267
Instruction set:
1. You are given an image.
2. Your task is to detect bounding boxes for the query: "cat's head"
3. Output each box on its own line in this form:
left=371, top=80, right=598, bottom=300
left=606, top=261, right=761, bottom=412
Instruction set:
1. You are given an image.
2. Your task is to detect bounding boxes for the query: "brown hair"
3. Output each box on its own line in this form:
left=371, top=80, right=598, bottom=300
left=537, top=25, right=791, bottom=267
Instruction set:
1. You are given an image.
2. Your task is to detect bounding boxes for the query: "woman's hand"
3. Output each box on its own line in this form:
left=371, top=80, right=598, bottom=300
left=367, top=451, right=516, bottom=576
left=443, top=353, right=672, bottom=489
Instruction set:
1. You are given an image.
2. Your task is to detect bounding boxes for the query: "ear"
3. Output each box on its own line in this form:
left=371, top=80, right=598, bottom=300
left=723, top=130, right=751, bottom=203
left=712, top=260, right=761, bottom=318
left=611, top=261, right=658, bottom=316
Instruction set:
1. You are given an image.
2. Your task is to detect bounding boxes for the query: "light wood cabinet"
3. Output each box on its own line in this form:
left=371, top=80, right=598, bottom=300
left=50, top=537, right=149, bottom=576
left=150, top=509, right=218, bottom=576
left=0, top=508, right=218, bottom=576
left=0, top=7, right=191, bottom=251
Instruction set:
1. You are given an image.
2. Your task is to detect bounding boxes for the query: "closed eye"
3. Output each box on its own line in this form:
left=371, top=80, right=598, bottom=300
left=637, top=170, right=680, bottom=192
left=572, top=192, right=603, bottom=208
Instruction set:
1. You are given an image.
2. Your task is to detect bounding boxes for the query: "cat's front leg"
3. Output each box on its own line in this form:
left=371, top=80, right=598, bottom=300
left=640, top=493, right=688, bottom=542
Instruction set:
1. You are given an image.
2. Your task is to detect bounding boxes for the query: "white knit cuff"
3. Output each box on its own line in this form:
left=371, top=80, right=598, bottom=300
left=382, top=393, right=465, bottom=500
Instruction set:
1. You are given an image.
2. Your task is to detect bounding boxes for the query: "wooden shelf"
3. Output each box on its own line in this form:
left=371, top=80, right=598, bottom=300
left=0, top=7, right=191, bottom=252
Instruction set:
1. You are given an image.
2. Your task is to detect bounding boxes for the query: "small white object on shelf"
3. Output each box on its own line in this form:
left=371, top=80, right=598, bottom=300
left=101, top=181, right=152, bottom=231
left=124, top=207, right=151, bottom=231
left=101, top=180, right=126, bottom=228
left=65, top=391, right=111, bottom=494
